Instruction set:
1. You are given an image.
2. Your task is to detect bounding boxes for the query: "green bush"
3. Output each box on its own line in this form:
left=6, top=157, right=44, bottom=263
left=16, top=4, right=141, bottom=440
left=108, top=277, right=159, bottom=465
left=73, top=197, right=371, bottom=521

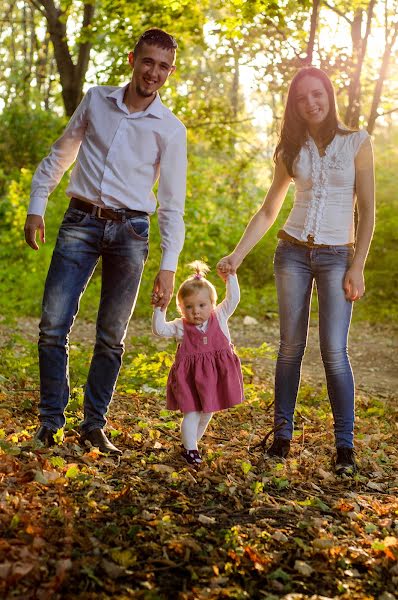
left=0, top=105, right=66, bottom=175
left=0, top=110, right=396, bottom=325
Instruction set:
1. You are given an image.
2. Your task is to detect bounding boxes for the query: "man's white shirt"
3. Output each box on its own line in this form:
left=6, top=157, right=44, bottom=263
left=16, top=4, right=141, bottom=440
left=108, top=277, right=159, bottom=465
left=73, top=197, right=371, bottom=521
left=29, top=85, right=187, bottom=271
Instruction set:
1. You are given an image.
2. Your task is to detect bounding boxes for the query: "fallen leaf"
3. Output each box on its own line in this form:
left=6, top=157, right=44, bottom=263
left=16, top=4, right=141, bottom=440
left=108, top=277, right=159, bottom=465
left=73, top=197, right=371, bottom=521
left=198, top=514, right=216, bottom=525
left=294, top=560, right=313, bottom=576
left=152, top=464, right=174, bottom=474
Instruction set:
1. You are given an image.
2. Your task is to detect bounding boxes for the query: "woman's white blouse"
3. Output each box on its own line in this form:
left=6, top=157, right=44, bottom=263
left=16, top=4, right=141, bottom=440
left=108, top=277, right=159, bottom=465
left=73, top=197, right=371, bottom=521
left=283, top=130, right=369, bottom=245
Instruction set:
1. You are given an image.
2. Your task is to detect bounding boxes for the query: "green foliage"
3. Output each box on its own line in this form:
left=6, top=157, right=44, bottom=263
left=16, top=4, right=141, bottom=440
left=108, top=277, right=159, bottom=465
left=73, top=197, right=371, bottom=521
left=0, top=106, right=66, bottom=176
left=121, top=349, right=175, bottom=392
left=1, top=168, right=33, bottom=246
left=356, top=128, right=398, bottom=322
left=0, top=334, right=38, bottom=389
left=0, top=106, right=396, bottom=326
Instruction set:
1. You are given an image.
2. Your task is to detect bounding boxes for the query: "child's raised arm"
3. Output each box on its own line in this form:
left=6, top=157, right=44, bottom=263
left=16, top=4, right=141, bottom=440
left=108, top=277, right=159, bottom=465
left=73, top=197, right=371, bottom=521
left=152, top=307, right=183, bottom=339
left=214, top=273, right=240, bottom=321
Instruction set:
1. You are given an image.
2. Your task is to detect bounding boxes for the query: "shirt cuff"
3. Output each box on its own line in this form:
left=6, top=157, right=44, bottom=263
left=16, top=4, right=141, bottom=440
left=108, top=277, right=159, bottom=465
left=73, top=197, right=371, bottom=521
left=28, top=196, right=47, bottom=217
left=160, top=250, right=180, bottom=272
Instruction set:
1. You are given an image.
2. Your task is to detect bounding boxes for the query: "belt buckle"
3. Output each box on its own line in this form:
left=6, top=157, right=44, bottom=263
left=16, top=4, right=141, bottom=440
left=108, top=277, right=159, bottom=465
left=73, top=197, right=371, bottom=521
left=94, top=206, right=107, bottom=220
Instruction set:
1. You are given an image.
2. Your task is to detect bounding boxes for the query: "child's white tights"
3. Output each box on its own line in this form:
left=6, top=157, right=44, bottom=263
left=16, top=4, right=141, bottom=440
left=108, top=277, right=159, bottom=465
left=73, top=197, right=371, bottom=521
left=181, top=411, right=213, bottom=450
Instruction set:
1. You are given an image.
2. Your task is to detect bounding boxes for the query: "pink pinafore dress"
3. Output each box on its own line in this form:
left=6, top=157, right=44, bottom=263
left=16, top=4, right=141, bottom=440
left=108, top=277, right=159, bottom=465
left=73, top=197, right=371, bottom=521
left=166, top=312, right=244, bottom=413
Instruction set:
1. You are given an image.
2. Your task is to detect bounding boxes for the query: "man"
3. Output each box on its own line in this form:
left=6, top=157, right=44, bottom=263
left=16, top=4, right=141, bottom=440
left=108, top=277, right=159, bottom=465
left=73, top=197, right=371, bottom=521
left=24, top=28, right=187, bottom=455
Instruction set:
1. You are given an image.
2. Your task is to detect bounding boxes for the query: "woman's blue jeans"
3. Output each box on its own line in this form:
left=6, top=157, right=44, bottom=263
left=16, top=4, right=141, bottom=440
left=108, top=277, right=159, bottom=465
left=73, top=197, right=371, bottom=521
left=273, top=240, right=355, bottom=448
left=38, top=206, right=149, bottom=433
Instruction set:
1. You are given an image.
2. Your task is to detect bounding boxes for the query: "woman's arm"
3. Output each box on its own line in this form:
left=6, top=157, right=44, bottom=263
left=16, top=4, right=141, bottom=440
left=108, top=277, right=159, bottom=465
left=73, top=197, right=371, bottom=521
left=217, top=156, right=292, bottom=275
left=344, top=137, right=375, bottom=301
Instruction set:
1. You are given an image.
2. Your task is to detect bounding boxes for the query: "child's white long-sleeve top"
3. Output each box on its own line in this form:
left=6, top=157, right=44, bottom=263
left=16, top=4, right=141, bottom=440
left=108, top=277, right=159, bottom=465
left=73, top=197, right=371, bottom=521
left=152, top=274, right=240, bottom=342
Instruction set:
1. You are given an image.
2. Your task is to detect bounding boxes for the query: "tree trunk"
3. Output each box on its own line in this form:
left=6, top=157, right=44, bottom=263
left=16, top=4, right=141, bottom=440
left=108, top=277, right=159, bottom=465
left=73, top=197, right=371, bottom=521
left=30, top=0, right=95, bottom=115
left=230, top=45, right=240, bottom=119
left=344, top=0, right=376, bottom=127
left=305, top=0, right=320, bottom=65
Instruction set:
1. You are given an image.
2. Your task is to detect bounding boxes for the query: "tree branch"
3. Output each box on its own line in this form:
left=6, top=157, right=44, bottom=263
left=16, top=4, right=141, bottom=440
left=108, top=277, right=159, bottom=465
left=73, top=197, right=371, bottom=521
left=323, top=1, right=353, bottom=25
left=377, top=107, right=398, bottom=118
left=28, top=0, right=46, bottom=17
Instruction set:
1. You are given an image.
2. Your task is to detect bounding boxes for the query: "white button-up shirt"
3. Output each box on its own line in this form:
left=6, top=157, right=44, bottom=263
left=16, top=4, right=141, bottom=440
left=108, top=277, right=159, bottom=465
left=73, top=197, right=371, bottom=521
left=283, top=130, right=368, bottom=245
left=28, top=85, right=187, bottom=271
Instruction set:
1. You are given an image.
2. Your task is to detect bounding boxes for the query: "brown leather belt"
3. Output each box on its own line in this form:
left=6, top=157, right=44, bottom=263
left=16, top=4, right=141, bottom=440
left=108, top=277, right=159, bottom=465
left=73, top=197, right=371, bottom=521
left=277, top=229, right=354, bottom=249
left=70, top=197, right=148, bottom=221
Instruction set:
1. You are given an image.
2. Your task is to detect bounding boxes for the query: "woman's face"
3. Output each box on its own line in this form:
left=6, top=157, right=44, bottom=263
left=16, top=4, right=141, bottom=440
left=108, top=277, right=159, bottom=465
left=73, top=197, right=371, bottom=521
left=295, top=75, right=330, bottom=132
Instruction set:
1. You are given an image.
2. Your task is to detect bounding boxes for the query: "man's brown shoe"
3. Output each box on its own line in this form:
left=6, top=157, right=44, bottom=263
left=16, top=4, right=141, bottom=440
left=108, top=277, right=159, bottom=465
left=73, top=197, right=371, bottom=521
left=80, top=428, right=122, bottom=455
left=34, top=425, right=56, bottom=447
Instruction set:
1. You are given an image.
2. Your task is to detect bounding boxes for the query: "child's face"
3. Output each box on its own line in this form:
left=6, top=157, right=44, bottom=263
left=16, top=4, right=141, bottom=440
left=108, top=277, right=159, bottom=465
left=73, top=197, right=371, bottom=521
left=180, top=288, right=213, bottom=325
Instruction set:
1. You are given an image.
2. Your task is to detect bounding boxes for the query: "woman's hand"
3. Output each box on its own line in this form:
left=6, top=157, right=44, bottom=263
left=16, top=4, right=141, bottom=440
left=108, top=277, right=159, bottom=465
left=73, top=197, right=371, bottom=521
left=343, top=266, right=365, bottom=301
left=217, top=253, right=242, bottom=279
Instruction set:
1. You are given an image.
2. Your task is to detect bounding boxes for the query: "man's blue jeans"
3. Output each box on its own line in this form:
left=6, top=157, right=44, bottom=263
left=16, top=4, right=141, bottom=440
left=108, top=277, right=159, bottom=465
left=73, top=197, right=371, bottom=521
left=273, top=240, right=355, bottom=448
left=38, top=206, right=149, bottom=433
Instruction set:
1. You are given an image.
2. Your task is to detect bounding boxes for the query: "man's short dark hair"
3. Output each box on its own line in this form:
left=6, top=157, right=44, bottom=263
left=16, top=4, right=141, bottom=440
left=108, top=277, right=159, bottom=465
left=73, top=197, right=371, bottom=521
left=134, top=28, right=178, bottom=55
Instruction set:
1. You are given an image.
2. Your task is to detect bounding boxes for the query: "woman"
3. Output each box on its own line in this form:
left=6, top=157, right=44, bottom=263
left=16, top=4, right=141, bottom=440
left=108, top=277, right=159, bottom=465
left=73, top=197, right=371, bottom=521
left=217, top=67, right=375, bottom=476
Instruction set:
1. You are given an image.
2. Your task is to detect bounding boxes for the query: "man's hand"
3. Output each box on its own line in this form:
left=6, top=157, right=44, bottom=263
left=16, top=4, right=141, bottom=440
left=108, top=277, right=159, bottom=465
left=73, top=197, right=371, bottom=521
left=151, top=270, right=175, bottom=311
left=24, top=214, right=45, bottom=250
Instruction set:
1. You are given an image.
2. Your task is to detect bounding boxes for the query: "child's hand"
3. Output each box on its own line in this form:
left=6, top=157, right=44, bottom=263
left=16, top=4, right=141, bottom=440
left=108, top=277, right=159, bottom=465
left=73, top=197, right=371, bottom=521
left=217, top=254, right=241, bottom=278
left=217, top=269, right=228, bottom=282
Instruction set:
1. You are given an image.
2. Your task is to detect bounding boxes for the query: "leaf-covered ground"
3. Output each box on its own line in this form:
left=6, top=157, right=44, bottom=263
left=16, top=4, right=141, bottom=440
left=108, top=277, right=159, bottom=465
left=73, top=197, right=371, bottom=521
left=0, top=321, right=398, bottom=600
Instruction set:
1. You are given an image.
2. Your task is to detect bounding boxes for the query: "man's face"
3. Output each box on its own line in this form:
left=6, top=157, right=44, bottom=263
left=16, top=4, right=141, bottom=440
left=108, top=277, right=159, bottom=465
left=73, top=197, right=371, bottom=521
left=129, top=43, right=176, bottom=98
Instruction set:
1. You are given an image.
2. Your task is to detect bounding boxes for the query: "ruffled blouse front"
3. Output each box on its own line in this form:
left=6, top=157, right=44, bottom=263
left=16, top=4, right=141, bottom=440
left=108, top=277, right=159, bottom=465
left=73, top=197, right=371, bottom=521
left=283, top=130, right=369, bottom=245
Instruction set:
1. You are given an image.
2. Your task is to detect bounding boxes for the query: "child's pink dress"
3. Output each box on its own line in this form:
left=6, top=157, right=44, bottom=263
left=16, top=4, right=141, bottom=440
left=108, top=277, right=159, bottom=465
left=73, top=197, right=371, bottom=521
left=166, top=312, right=244, bottom=412
left=152, top=274, right=244, bottom=413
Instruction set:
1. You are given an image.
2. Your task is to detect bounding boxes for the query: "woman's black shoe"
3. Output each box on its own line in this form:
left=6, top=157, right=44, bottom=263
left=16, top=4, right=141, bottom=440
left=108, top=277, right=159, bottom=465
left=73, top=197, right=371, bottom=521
left=267, top=437, right=291, bottom=458
left=335, top=447, right=357, bottom=476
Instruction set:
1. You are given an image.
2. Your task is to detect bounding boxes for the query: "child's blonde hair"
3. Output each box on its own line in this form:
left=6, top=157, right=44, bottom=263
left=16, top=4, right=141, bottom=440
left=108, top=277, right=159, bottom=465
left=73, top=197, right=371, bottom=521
left=176, top=261, right=218, bottom=313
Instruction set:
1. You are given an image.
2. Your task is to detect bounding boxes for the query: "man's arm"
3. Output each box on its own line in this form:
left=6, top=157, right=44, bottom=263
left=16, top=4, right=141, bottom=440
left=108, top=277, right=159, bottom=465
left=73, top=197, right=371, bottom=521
left=152, top=123, right=187, bottom=309
left=24, top=90, right=91, bottom=250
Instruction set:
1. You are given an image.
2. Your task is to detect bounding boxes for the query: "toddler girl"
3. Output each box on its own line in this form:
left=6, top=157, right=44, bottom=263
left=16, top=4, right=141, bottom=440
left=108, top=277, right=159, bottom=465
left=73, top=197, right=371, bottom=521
left=152, top=261, right=244, bottom=466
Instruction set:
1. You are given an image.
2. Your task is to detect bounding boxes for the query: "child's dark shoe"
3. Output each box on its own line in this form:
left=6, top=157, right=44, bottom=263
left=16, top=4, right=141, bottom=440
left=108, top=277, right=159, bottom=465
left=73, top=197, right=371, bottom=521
left=267, top=437, right=291, bottom=459
left=181, top=446, right=202, bottom=468
left=335, top=447, right=357, bottom=477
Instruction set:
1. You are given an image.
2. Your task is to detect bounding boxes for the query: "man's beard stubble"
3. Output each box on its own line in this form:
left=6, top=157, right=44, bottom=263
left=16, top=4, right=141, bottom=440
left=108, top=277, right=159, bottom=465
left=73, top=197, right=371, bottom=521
left=135, top=83, right=155, bottom=98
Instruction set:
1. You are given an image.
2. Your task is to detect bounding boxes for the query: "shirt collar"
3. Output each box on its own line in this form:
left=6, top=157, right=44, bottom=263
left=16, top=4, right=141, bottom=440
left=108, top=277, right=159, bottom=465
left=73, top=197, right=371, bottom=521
left=106, top=84, right=164, bottom=119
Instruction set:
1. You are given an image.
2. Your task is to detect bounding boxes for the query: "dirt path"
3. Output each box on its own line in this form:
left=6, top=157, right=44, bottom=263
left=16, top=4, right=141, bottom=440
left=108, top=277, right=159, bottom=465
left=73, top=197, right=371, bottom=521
left=6, top=316, right=398, bottom=399
left=230, top=318, right=398, bottom=398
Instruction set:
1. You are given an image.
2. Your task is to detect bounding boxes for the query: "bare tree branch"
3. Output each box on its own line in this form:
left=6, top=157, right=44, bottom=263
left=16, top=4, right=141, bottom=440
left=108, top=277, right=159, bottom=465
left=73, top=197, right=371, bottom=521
left=323, top=0, right=353, bottom=25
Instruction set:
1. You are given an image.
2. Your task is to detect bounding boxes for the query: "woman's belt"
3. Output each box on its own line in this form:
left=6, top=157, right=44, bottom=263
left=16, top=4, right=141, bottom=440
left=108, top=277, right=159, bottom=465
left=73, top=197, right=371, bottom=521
left=277, top=229, right=354, bottom=248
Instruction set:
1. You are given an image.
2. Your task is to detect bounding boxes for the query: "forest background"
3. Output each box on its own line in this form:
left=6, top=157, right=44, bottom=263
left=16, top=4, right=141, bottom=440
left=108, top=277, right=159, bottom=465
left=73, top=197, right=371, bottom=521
left=1, top=1, right=398, bottom=599
left=1, top=0, right=398, bottom=323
